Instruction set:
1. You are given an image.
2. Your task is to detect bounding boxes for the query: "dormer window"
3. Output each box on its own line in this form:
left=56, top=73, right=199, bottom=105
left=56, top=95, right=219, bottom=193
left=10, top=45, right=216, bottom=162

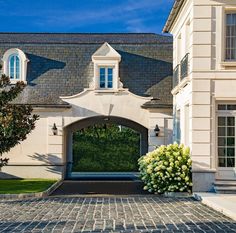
left=2, top=48, right=29, bottom=83
left=91, top=42, right=121, bottom=91
left=9, top=54, right=20, bottom=80
left=99, top=67, right=113, bottom=89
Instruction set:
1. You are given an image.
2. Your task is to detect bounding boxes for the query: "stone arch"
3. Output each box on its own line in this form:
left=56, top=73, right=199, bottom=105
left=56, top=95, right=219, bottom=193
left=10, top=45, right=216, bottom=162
left=63, top=115, right=148, bottom=178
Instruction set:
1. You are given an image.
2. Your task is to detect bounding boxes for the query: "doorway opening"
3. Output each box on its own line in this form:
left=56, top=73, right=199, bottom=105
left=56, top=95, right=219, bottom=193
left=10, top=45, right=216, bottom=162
left=64, top=116, right=148, bottom=179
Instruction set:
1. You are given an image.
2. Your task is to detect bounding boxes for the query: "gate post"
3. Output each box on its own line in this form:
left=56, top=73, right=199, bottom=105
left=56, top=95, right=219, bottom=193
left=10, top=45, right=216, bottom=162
left=66, top=131, right=73, bottom=179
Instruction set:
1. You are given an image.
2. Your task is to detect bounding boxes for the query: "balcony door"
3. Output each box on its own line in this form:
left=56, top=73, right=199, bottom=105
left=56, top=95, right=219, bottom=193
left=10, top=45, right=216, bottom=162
left=217, top=104, right=236, bottom=180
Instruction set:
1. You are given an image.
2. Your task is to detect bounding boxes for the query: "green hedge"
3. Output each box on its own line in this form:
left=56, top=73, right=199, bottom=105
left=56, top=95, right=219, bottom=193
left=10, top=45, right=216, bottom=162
left=138, top=143, right=192, bottom=194
left=72, top=124, right=140, bottom=172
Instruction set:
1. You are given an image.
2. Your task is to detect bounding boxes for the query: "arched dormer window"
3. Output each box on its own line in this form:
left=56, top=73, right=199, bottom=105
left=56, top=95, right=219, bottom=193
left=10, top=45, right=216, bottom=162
left=9, top=54, right=20, bottom=80
left=2, top=48, right=29, bottom=83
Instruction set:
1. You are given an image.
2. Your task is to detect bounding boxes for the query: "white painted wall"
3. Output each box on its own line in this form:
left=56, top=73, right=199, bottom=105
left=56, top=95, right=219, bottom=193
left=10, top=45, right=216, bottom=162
left=1, top=110, right=66, bottom=179
left=170, top=0, right=236, bottom=189
left=1, top=89, right=172, bottom=179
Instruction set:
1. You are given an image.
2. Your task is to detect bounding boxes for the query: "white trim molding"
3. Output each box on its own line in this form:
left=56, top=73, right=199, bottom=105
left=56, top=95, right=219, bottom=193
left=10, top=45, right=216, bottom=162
left=91, top=42, right=123, bottom=91
left=2, top=48, right=29, bottom=83
left=60, top=88, right=151, bottom=128
left=221, top=6, right=236, bottom=67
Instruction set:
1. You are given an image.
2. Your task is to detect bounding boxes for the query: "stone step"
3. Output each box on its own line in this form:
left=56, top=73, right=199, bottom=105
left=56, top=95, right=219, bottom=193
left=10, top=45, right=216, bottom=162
left=214, top=180, right=236, bottom=186
left=214, top=187, right=236, bottom=194
left=213, top=180, right=236, bottom=194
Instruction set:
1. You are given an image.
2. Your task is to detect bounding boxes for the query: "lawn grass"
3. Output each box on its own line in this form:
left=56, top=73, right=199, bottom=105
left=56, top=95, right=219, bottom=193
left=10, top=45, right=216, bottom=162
left=0, top=179, right=57, bottom=194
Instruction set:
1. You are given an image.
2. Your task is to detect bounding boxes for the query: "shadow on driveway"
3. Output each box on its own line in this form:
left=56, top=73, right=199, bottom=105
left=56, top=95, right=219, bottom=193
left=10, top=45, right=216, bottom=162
left=50, top=180, right=150, bottom=196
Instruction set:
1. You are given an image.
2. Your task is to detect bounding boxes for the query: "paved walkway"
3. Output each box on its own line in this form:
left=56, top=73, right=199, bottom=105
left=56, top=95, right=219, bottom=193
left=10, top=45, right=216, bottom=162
left=0, top=196, right=236, bottom=232
left=194, top=192, right=236, bottom=221
left=0, top=196, right=236, bottom=233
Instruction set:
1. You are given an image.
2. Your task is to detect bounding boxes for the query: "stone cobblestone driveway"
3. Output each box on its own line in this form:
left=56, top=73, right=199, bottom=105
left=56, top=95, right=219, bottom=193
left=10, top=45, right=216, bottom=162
left=0, top=196, right=236, bottom=233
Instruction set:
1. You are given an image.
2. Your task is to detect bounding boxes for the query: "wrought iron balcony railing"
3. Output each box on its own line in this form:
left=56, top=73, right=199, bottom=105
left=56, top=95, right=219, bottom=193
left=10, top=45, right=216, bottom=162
left=173, top=64, right=180, bottom=88
left=172, top=53, right=189, bottom=88
left=180, top=53, right=189, bottom=80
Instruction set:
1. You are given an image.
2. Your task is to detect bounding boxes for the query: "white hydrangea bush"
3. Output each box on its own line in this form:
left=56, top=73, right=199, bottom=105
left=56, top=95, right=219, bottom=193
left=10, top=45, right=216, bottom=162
left=138, top=143, right=192, bottom=194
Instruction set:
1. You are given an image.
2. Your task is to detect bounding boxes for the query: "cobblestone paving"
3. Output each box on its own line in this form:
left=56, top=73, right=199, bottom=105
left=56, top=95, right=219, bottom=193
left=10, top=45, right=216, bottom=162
left=0, top=196, right=236, bottom=233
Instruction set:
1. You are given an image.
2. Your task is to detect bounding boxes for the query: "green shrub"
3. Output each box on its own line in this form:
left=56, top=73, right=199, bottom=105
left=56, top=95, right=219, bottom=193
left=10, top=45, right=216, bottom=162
left=72, top=124, right=140, bottom=172
left=138, top=143, right=192, bottom=194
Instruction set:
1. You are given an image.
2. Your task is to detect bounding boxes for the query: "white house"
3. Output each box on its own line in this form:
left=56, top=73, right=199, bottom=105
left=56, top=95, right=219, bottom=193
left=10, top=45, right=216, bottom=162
left=0, top=33, right=173, bottom=180
left=164, top=0, right=236, bottom=192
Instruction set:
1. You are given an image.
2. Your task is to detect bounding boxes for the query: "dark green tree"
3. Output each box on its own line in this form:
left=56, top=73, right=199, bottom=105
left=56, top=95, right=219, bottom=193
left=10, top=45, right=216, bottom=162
left=0, top=67, right=39, bottom=168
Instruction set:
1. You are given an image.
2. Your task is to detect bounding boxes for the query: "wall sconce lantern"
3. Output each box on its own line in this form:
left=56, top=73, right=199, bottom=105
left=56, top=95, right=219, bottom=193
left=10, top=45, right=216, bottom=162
left=154, top=124, right=160, bottom=136
left=52, top=123, right=58, bottom=135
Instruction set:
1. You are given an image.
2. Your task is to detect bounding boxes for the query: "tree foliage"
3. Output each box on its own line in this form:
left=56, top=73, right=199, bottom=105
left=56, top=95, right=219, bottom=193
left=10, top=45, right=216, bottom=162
left=72, top=124, right=141, bottom=172
left=0, top=71, right=39, bottom=167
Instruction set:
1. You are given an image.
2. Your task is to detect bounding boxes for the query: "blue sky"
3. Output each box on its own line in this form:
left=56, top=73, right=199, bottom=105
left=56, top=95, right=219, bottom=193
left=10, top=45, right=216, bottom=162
left=0, top=0, right=174, bottom=33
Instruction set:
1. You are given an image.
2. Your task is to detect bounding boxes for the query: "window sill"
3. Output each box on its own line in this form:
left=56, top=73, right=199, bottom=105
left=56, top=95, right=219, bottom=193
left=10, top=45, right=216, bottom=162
left=221, top=61, right=236, bottom=67
left=94, top=89, right=118, bottom=93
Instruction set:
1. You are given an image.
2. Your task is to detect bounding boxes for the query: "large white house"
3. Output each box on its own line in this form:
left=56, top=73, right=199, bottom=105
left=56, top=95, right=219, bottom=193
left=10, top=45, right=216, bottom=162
left=0, top=33, right=173, bottom=180
left=164, top=0, right=236, bottom=192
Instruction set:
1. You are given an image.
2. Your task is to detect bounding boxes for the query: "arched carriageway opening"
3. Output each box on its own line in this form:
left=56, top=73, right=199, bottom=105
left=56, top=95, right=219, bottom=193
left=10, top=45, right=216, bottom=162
left=64, top=116, right=148, bottom=180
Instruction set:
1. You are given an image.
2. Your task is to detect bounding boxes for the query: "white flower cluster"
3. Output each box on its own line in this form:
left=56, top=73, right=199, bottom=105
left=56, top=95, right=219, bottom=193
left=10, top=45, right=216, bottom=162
left=138, top=143, right=192, bottom=194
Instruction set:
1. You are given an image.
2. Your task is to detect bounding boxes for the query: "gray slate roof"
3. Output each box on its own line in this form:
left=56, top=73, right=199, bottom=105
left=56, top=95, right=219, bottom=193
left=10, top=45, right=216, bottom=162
left=0, top=33, right=173, bottom=108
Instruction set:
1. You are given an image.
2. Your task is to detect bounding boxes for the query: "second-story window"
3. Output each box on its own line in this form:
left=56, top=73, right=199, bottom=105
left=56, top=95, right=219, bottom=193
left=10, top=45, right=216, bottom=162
left=9, top=54, right=20, bottom=80
left=226, top=13, right=236, bottom=60
left=99, top=67, right=113, bottom=89
left=2, top=48, right=29, bottom=84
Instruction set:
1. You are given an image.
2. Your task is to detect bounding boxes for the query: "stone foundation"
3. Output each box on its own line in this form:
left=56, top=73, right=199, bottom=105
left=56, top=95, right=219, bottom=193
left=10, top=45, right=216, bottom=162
left=192, top=170, right=216, bottom=192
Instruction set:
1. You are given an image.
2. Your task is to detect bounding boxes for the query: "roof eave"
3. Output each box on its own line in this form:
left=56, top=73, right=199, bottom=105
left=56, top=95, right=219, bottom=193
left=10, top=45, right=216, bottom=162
left=141, top=104, right=173, bottom=109
left=163, top=0, right=185, bottom=33
left=32, top=104, right=72, bottom=109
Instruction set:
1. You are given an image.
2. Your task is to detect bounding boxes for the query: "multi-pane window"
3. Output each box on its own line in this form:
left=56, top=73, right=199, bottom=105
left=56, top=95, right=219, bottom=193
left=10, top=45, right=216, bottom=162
left=99, top=67, right=113, bottom=89
left=226, top=13, right=236, bottom=60
left=174, top=109, right=181, bottom=144
left=218, top=104, right=236, bottom=110
left=9, top=54, right=20, bottom=80
left=218, top=116, right=235, bottom=167
left=184, top=105, right=189, bottom=146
